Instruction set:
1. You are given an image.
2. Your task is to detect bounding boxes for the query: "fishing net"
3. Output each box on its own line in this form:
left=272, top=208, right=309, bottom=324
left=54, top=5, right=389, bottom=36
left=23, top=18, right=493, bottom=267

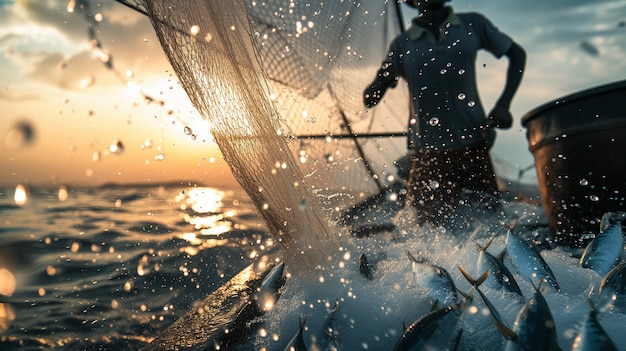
left=122, top=0, right=407, bottom=269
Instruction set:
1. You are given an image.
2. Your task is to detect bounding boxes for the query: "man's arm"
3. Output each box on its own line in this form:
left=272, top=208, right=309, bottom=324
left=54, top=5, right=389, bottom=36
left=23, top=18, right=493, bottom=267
left=363, top=62, right=399, bottom=108
left=489, top=41, right=526, bottom=129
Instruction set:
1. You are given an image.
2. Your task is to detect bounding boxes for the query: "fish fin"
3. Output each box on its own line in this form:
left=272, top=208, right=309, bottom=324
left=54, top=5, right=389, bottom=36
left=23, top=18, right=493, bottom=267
left=458, top=289, right=473, bottom=301
left=503, top=220, right=518, bottom=232
left=299, top=314, right=307, bottom=330
left=494, top=319, right=517, bottom=340
left=402, top=321, right=408, bottom=332
left=357, top=253, right=374, bottom=280
left=407, top=250, right=421, bottom=263
left=458, top=265, right=490, bottom=288
left=430, top=300, right=441, bottom=312
left=484, top=236, right=495, bottom=250
left=475, top=269, right=490, bottom=287
left=497, top=248, right=507, bottom=262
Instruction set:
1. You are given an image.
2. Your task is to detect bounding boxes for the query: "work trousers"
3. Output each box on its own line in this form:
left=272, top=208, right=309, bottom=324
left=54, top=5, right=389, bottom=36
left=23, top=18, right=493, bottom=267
left=406, top=144, right=500, bottom=225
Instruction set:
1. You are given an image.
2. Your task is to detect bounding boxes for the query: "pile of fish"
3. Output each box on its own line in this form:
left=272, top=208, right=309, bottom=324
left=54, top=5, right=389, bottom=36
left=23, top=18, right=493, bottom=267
left=141, top=212, right=626, bottom=351
left=286, top=211, right=626, bottom=351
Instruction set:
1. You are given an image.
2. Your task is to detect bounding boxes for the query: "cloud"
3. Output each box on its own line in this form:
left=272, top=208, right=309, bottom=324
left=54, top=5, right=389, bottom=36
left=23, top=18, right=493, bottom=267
left=1, top=0, right=171, bottom=90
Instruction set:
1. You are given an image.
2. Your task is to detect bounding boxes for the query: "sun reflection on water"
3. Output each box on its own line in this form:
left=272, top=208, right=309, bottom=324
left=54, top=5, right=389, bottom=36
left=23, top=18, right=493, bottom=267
left=176, top=187, right=240, bottom=254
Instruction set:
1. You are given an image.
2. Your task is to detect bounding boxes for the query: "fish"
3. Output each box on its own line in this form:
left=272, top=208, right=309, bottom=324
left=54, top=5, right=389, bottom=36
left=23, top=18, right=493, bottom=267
left=284, top=315, right=307, bottom=351
left=314, top=299, right=342, bottom=351
left=580, top=211, right=626, bottom=276
left=407, top=251, right=458, bottom=307
left=458, top=265, right=515, bottom=339
left=571, top=304, right=618, bottom=351
left=596, top=260, right=626, bottom=311
left=255, top=261, right=286, bottom=313
left=505, top=228, right=560, bottom=291
left=392, top=302, right=464, bottom=351
left=358, top=253, right=374, bottom=280
left=500, top=280, right=559, bottom=351
left=475, top=237, right=523, bottom=297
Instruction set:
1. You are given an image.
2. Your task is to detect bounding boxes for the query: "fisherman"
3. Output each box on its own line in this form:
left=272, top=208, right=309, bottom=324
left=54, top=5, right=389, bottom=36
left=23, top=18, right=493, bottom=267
left=363, top=0, right=526, bottom=225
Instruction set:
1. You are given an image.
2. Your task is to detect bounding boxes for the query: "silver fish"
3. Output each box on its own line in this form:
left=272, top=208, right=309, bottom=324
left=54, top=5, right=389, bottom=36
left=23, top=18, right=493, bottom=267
left=506, top=229, right=560, bottom=291
left=502, top=281, right=559, bottom=351
left=571, top=307, right=618, bottom=351
left=408, top=251, right=458, bottom=307
left=314, top=299, right=341, bottom=351
left=458, top=265, right=514, bottom=338
left=255, top=261, right=285, bottom=313
left=596, top=260, right=626, bottom=311
left=284, top=315, right=307, bottom=351
left=580, top=212, right=626, bottom=276
left=358, top=253, right=374, bottom=280
left=476, top=237, right=523, bottom=297
left=393, top=302, right=464, bottom=351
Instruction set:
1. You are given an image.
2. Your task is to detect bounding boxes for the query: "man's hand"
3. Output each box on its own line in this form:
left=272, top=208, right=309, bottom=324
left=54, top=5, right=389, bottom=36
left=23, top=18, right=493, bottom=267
left=488, top=105, right=513, bottom=129
left=363, top=84, right=385, bottom=108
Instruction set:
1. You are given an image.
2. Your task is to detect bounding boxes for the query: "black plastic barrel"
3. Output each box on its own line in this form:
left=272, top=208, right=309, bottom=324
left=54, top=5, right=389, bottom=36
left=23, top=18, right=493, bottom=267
left=521, top=80, right=626, bottom=247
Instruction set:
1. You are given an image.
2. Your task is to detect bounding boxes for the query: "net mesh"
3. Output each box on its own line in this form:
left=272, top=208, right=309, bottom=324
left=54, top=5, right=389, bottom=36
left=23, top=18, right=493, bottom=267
left=128, top=0, right=407, bottom=269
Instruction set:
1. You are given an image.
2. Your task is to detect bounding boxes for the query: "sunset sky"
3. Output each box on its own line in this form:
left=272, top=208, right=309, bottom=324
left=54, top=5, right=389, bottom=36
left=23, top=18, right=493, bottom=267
left=1, top=0, right=625, bottom=187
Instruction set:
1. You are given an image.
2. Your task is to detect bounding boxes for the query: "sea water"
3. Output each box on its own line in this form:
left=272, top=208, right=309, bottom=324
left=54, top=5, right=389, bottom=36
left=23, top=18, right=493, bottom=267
left=1, top=185, right=625, bottom=350
left=0, top=185, right=276, bottom=350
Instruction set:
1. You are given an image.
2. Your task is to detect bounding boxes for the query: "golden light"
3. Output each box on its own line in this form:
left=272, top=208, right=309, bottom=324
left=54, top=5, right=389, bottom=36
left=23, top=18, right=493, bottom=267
left=0, top=269, right=16, bottom=296
left=13, top=184, right=29, bottom=206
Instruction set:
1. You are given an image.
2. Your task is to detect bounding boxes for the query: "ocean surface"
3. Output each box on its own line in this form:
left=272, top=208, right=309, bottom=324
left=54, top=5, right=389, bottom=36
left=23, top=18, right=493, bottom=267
left=0, top=184, right=276, bottom=350
left=1, top=183, right=625, bottom=350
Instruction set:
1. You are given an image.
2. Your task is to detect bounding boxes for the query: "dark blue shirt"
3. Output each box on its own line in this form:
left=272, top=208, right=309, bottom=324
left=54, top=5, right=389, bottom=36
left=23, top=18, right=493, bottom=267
left=378, top=7, right=512, bottom=150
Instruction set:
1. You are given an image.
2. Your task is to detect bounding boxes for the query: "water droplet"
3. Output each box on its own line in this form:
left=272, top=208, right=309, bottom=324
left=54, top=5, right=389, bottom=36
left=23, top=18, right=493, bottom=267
left=109, top=137, right=124, bottom=154
left=66, top=0, right=75, bottom=13
left=5, top=120, right=35, bottom=150
left=184, top=126, right=193, bottom=135
left=579, top=179, right=589, bottom=186
left=79, top=75, right=95, bottom=89
left=467, top=101, right=476, bottom=107
left=0, top=303, right=16, bottom=333
left=458, top=69, right=466, bottom=75
left=457, top=93, right=466, bottom=100
left=46, top=265, right=57, bottom=276
left=589, top=195, right=600, bottom=202
left=440, top=68, right=447, bottom=74
left=0, top=269, right=16, bottom=296
left=13, top=184, right=29, bottom=206
left=429, top=180, right=440, bottom=190
left=428, top=117, right=440, bottom=126
left=190, top=25, right=200, bottom=37
left=92, top=150, right=101, bottom=162
left=58, top=186, right=69, bottom=201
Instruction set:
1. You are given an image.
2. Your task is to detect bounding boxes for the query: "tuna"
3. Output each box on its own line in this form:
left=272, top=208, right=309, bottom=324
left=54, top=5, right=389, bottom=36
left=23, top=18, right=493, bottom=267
left=408, top=251, right=459, bottom=307
left=458, top=265, right=515, bottom=340
left=596, top=260, right=626, bottom=311
left=392, top=302, right=464, bottom=351
left=476, top=237, right=523, bottom=297
left=571, top=305, right=618, bottom=351
left=501, top=280, right=559, bottom=351
left=284, top=315, right=308, bottom=351
left=580, top=212, right=626, bottom=276
left=506, top=228, right=560, bottom=291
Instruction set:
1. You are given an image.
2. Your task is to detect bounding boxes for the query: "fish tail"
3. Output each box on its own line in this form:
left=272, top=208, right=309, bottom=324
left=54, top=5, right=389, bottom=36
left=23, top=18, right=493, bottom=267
left=458, top=265, right=490, bottom=288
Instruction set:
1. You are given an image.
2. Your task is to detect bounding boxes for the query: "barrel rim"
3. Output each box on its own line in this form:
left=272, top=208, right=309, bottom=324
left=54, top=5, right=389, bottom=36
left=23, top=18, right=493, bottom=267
left=527, top=118, right=626, bottom=152
left=521, top=80, right=626, bottom=127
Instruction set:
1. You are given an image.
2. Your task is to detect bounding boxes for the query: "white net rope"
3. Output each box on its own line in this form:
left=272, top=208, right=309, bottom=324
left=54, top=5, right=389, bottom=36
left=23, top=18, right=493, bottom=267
left=141, top=0, right=339, bottom=270
left=119, top=0, right=407, bottom=204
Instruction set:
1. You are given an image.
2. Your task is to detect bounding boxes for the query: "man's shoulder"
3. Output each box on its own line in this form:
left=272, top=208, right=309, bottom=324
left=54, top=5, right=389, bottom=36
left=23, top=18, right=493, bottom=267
left=455, top=11, right=490, bottom=24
